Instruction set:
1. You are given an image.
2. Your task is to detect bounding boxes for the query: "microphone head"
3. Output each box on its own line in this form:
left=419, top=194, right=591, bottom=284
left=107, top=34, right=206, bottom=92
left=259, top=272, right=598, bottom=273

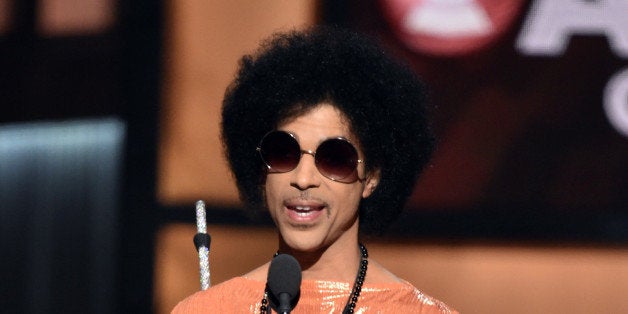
left=267, top=254, right=302, bottom=313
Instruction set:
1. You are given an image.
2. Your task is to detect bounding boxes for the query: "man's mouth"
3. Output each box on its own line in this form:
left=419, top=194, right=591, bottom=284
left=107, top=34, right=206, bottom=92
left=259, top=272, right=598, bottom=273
left=284, top=200, right=327, bottom=221
left=289, top=205, right=324, bottom=216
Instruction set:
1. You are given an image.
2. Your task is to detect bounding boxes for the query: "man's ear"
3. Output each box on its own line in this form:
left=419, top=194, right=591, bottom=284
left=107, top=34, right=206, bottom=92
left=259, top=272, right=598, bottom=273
left=362, top=169, right=380, bottom=198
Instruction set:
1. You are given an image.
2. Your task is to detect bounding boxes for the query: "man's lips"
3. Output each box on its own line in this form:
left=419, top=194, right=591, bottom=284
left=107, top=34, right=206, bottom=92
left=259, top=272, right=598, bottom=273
left=286, top=204, right=325, bottom=211
left=283, top=200, right=326, bottom=222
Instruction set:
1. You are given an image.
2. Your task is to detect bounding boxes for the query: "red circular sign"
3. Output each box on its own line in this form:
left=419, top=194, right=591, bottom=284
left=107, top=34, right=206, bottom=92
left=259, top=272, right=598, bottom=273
left=380, top=0, right=525, bottom=56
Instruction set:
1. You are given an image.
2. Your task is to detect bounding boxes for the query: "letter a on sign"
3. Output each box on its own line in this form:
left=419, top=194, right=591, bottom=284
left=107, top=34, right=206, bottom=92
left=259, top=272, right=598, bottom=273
left=516, top=0, right=628, bottom=57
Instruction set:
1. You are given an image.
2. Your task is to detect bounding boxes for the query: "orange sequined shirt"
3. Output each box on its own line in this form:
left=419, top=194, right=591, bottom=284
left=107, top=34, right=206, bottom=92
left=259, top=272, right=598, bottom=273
left=172, top=277, right=458, bottom=313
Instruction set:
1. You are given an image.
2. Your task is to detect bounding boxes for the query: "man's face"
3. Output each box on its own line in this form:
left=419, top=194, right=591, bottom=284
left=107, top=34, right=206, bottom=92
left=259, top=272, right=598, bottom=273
left=264, top=103, right=377, bottom=252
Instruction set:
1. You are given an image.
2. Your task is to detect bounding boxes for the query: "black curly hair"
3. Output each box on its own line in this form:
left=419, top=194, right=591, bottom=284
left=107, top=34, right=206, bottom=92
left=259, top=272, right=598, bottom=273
left=221, top=26, right=434, bottom=234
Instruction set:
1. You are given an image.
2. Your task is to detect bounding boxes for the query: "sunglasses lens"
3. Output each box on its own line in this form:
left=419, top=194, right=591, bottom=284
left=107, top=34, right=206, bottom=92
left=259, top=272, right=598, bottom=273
left=259, top=131, right=301, bottom=173
left=316, top=139, right=359, bottom=182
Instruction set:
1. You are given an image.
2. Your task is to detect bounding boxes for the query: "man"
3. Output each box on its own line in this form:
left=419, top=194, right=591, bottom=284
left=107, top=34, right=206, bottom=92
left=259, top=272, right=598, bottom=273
left=173, top=26, right=457, bottom=313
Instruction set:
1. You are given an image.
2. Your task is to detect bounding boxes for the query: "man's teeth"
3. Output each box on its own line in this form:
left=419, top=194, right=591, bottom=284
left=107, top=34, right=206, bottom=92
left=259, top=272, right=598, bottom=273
left=289, top=205, right=322, bottom=217
left=296, top=211, right=312, bottom=217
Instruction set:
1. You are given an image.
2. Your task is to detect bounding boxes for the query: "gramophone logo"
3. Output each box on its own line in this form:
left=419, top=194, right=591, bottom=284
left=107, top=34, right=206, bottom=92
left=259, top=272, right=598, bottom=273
left=381, top=0, right=525, bottom=56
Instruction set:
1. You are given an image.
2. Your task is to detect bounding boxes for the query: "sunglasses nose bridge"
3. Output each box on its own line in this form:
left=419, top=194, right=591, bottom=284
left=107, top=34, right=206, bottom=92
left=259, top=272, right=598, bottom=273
left=300, top=149, right=316, bottom=158
left=296, top=149, right=318, bottom=171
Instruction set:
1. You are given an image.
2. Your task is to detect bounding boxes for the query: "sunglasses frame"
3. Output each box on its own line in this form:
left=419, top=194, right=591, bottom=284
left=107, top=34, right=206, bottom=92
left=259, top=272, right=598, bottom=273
left=256, top=130, right=365, bottom=183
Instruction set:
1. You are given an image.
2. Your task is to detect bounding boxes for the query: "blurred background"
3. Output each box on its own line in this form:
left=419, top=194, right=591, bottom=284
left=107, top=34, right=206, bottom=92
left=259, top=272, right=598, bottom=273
left=1, top=0, right=627, bottom=313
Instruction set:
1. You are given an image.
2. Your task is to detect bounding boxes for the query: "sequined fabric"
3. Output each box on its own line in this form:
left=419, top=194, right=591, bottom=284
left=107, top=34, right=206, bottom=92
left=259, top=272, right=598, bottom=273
left=172, top=277, right=458, bottom=313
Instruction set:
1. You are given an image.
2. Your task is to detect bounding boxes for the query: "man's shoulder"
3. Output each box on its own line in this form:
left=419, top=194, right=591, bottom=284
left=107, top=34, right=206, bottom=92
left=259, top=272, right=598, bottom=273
left=399, top=280, right=460, bottom=314
left=358, top=280, right=459, bottom=314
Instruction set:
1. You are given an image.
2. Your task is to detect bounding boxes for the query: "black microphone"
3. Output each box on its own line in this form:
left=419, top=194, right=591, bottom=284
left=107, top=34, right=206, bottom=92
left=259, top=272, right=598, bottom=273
left=266, top=254, right=302, bottom=314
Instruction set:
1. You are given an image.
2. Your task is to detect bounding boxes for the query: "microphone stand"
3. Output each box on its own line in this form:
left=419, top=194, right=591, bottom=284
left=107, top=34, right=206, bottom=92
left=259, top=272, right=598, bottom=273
left=194, top=200, right=211, bottom=290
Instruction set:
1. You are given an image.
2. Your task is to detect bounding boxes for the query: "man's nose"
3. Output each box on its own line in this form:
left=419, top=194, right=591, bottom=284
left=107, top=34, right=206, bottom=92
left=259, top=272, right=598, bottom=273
left=290, top=151, right=321, bottom=190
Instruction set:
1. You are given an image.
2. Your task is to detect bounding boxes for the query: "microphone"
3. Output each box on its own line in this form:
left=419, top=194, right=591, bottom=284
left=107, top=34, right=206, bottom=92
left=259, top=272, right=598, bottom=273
left=267, top=254, right=302, bottom=314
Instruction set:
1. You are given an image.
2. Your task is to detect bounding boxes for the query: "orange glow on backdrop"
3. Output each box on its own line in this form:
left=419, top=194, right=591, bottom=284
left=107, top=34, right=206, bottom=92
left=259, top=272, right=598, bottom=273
left=37, top=0, right=115, bottom=36
left=0, top=1, right=12, bottom=34
left=158, top=1, right=317, bottom=206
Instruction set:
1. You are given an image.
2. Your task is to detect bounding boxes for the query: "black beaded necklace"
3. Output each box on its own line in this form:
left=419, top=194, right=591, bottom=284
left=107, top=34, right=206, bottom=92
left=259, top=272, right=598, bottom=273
left=259, top=244, right=369, bottom=314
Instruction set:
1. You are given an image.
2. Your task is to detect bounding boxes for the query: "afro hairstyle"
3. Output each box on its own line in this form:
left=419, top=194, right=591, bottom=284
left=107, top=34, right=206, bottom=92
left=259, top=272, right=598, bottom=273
left=221, top=26, right=434, bottom=234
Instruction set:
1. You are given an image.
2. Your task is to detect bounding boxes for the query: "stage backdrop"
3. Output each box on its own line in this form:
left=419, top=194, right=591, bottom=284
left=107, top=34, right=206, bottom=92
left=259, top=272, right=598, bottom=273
left=158, top=0, right=628, bottom=242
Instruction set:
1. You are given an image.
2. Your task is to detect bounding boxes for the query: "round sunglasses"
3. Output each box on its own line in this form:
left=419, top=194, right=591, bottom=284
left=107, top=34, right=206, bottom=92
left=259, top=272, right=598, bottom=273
left=256, top=130, right=364, bottom=183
